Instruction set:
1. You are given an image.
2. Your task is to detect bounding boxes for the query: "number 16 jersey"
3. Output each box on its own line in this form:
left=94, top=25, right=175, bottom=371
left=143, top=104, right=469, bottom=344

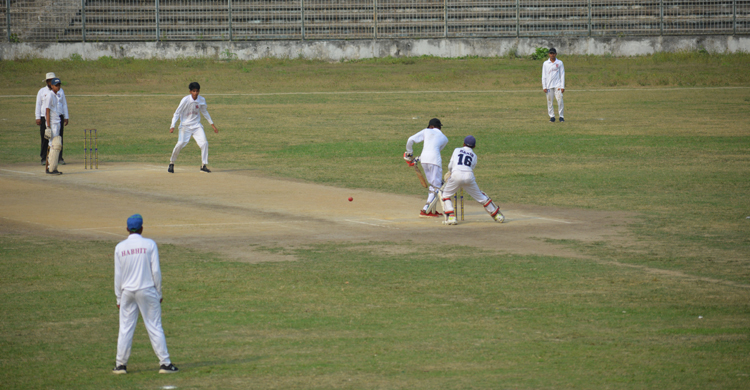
left=448, top=146, right=477, bottom=174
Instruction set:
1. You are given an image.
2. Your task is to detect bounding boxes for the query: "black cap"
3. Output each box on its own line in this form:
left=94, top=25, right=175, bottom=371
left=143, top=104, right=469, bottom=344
left=428, top=118, right=442, bottom=128
left=464, top=135, right=476, bottom=148
left=549, top=47, right=557, bottom=54
left=50, top=78, right=61, bottom=85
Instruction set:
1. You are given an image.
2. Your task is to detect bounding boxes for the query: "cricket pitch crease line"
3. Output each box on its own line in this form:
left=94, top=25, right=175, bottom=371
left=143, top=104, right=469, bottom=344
left=344, top=219, right=400, bottom=230
left=2, top=86, right=747, bottom=99
left=0, top=169, right=35, bottom=175
left=70, top=221, right=310, bottom=231
left=510, top=213, right=574, bottom=224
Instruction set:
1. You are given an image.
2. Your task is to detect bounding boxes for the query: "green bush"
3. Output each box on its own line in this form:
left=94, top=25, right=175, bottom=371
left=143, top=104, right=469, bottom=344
left=531, top=47, right=549, bottom=60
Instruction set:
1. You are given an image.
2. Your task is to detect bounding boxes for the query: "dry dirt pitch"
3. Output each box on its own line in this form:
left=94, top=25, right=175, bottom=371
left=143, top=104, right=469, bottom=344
left=0, top=161, right=633, bottom=263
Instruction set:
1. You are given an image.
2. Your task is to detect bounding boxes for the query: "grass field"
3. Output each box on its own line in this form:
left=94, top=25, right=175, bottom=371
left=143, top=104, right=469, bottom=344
left=1, top=53, right=749, bottom=389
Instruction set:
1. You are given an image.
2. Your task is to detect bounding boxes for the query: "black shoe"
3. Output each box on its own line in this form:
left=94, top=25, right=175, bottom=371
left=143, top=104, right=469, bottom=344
left=59, top=159, right=66, bottom=165
left=550, top=117, right=556, bottom=123
left=112, top=365, right=127, bottom=374
left=46, top=169, right=63, bottom=175
left=41, top=159, right=46, bottom=165
left=559, top=117, right=565, bottom=122
left=200, top=165, right=211, bottom=173
left=159, top=363, right=179, bottom=374
left=168, top=164, right=174, bottom=173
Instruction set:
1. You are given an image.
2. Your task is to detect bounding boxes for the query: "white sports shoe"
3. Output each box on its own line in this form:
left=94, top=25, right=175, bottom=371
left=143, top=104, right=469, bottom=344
left=443, top=215, right=458, bottom=225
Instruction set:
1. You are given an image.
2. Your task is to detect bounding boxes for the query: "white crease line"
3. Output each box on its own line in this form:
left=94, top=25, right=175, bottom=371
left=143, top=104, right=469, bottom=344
left=0, top=169, right=35, bottom=175
left=1, top=86, right=747, bottom=99
left=344, top=219, right=399, bottom=230
left=511, top=213, right=574, bottom=224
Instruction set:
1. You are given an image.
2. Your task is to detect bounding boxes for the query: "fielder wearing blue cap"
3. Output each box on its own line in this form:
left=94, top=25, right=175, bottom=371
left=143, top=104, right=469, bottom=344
left=113, top=213, right=179, bottom=374
left=127, top=214, right=143, bottom=232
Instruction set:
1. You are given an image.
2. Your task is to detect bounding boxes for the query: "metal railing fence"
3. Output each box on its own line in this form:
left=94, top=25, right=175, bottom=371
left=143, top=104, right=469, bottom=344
left=3, top=0, right=749, bottom=42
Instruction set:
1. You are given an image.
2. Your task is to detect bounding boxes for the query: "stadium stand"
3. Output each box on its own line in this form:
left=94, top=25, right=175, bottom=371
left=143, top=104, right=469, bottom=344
left=2, top=0, right=749, bottom=42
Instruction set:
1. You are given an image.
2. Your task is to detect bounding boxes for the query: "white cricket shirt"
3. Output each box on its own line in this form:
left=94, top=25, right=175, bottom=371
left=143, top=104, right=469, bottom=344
left=42, top=91, right=61, bottom=125
left=406, top=128, right=449, bottom=166
left=448, top=146, right=478, bottom=173
left=542, top=58, right=565, bottom=89
left=170, top=95, right=214, bottom=129
left=35, top=87, right=50, bottom=119
left=114, top=234, right=162, bottom=305
left=35, top=87, right=69, bottom=119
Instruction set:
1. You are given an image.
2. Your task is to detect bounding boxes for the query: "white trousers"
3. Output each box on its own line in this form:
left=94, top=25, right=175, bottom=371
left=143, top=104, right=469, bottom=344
left=546, top=88, right=564, bottom=118
left=170, top=126, right=208, bottom=165
left=442, top=171, right=489, bottom=214
left=116, top=287, right=171, bottom=366
left=422, top=163, right=443, bottom=210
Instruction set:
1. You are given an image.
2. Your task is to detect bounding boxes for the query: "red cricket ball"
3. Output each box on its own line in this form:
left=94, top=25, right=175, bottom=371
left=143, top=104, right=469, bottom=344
left=348, top=197, right=353, bottom=202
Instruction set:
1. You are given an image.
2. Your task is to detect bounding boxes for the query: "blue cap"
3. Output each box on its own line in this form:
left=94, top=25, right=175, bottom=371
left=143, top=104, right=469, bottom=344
left=50, top=77, right=61, bottom=85
left=464, top=135, right=476, bottom=148
left=127, top=214, right=143, bottom=232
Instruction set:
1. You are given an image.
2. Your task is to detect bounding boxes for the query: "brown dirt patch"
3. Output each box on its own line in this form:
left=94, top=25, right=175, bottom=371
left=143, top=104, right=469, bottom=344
left=0, top=162, right=634, bottom=262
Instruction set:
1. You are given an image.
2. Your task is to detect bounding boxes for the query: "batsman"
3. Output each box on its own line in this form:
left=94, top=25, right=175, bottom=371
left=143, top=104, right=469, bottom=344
left=404, top=118, right=449, bottom=217
left=441, top=135, right=504, bottom=225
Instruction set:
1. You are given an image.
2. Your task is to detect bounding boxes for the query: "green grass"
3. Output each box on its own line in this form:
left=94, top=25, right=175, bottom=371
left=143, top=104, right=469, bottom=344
left=1, top=54, right=750, bottom=388
left=1, top=236, right=748, bottom=389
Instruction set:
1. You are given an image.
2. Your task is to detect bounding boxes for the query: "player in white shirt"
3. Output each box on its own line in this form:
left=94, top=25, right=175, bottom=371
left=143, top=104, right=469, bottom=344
left=35, top=72, right=69, bottom=165
left=441, top=135, right=504, bottom=225
left=404, top=118, right=449, bottom=217
left=42, top=78, right=63, bottom=175
left=168, top=82, right=219, bottom=173
left=542, top=47, right=565, bottom=123
left=113, top=214, right=178, bottom=375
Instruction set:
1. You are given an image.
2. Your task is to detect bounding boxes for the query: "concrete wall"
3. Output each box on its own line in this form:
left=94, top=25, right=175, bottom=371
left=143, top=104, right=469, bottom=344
left=2, top=36, right=748, bottom=61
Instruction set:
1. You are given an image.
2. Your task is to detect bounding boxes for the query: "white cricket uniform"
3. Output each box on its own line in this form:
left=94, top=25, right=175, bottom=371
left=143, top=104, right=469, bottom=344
left=35, top=87, right=50, bottom=121
left=42, top=91, right=61, bottom=138
left=406, top=128, right=449, bottom=209
left=443, top=146, right=489, bottom=204
left=542, top=58, right=565, bottom=118
left=37, top=87, right=69, bottom=121
left=170, top=95, right=214, bottom=165
left=114, top=233, right=171, bottom=367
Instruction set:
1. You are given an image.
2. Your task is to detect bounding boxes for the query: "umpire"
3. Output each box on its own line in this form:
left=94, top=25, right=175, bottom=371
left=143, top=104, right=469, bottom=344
left=35, top=72, right=69, bottom=165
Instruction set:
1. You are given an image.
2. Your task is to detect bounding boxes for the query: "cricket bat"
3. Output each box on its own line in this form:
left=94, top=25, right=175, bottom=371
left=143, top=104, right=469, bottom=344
left=408, top=157, right=429, bottom=188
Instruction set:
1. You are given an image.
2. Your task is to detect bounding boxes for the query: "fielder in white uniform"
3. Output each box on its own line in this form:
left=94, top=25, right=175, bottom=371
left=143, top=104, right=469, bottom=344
left=42, top=78, right=63, bottom=175
left=542, top=47, right=565, bottom=122
left=168, top=82, right=218, bottom=173
left=36, top=72, right=69, bottom=165
left=441, top=135, right=504, bottom=225
left=113, top=214, right=178, bottom=375
left=404, top=118, right=449, bottom=217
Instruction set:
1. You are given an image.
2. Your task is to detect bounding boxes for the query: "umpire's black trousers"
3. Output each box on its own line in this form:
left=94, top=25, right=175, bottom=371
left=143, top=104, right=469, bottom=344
left=39, top=115, right=64, bottom=162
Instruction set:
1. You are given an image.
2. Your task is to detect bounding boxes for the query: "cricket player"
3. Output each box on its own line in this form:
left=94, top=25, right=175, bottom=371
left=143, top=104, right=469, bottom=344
left=35, top=72, right=69, bottom=165
left=404, top=118, right=449, bottom=217
left=441, top=135, right=504, bottom=225
left=42, top=78, right=64, bottom=175
left=168, top=82, right=218, bottom=173
left=542, top=48, right=565, bottom=122
left=113, top=214, right=178, bottom=375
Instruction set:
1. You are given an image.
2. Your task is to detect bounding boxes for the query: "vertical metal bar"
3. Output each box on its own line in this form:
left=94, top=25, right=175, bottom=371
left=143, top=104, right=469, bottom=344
left=660, top=0, right=664, bottom=35
left=6, top=0, right=11, bottom=42
left=228, top=0, right=232, bottom=41
left=516, top=0, right=520, bottom=38
left=587, top=0, right=591, bottom=37
left=444, top=0, right=448, bottom=38
left=374, top=0, right=377, bottom=39
left=156, top=0, right=160, bottom=41
left=82, top=0, right=86, bottom=42
left=301, top=0, right=305, bottom=40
